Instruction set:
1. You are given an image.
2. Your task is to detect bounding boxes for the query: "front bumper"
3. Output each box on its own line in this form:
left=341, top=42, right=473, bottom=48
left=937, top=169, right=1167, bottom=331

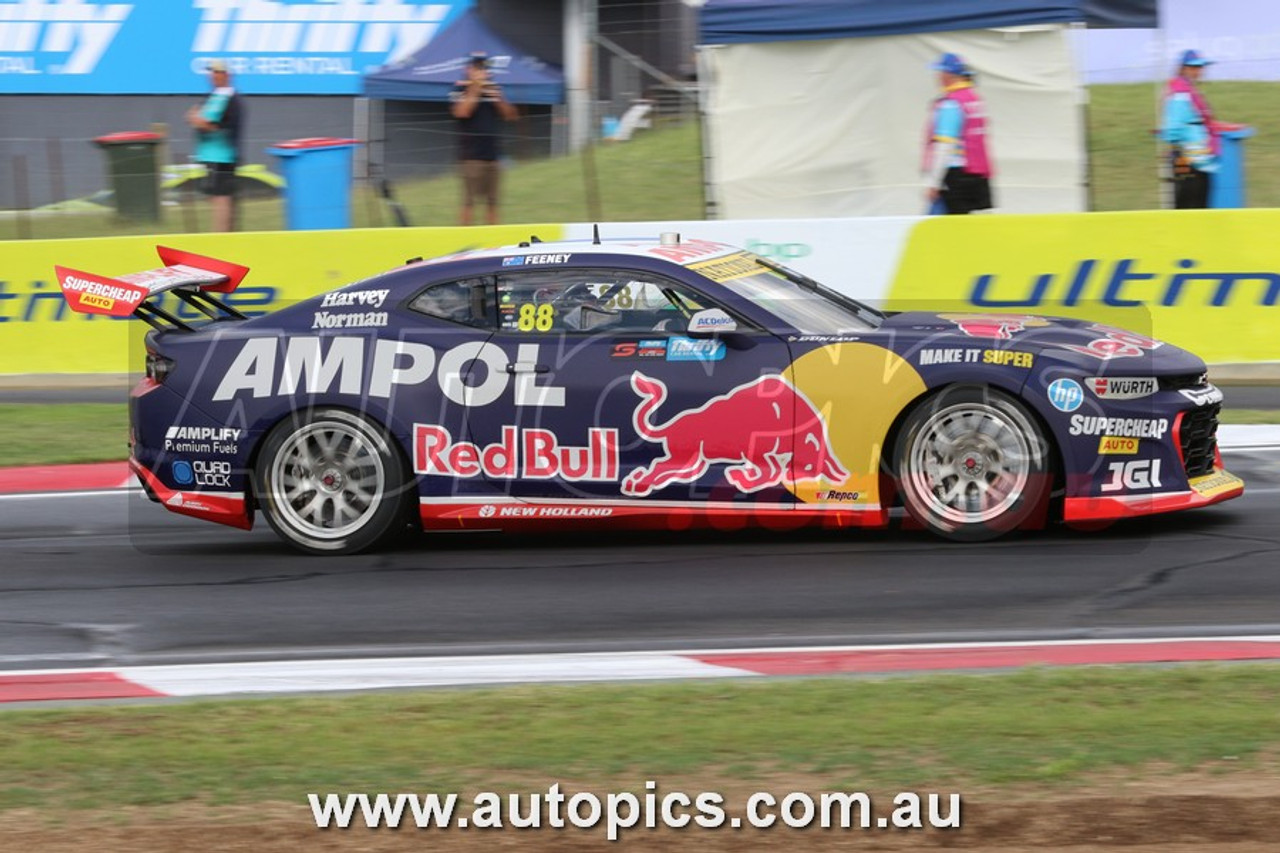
left=1062, top=467, right=1244, bottom=523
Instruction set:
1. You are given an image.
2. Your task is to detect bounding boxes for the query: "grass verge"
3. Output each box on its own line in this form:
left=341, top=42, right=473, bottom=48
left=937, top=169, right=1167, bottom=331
left=2, top=665, right=1279, bottom=810
left=0, top=403, right=1274, bottom=467
left=0, top=404, right=127, bottom=466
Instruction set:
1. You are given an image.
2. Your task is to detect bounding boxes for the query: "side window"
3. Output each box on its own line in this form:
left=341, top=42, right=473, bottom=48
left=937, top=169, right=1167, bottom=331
left=497, top=269, right=725, bottom=335
left=408, top=277, right=495, bottom=329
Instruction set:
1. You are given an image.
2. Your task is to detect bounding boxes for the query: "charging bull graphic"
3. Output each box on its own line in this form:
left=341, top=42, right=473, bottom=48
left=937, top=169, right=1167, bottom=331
left=939, top=314, right=1050, bottom=340
left=622, top=372, right=849, bottom=497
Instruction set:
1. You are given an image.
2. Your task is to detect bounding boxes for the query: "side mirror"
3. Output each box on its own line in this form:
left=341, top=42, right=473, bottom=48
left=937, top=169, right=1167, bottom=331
left=687, top=308, right=737, bottom=337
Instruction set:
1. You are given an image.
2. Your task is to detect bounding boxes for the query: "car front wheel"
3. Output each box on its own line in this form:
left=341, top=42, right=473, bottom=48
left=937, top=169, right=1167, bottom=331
left=895, top=386, right=1051, bottom=541
left=255, top=409, right=411, bottom=555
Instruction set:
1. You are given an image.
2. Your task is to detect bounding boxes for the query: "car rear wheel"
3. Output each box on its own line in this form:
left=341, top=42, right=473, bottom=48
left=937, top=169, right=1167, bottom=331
left=895, top=385, right=1051, bottom=541
left=255, top=409, right=411, bottom=555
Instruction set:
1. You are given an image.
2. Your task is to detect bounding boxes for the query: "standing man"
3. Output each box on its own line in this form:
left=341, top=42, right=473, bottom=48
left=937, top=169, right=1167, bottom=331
left=186, top=59, right=242, bottom=232
left=450, top=53, right=517, bottom=226
left=922, top=52, right=993, bottom=215
left=1161, top=50, right=1218, bottom=209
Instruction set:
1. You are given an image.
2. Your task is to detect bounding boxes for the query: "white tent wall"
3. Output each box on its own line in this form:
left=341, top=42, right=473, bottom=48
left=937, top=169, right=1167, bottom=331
left=700, top=25, right=1087, bottom=218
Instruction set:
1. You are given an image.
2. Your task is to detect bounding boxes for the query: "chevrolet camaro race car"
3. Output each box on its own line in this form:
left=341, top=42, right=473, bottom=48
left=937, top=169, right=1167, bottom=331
left=55, top=237, right=1243, bottom=554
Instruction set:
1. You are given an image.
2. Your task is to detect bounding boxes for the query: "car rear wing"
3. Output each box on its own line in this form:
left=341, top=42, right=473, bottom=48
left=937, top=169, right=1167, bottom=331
left=54, top=246, right=252, bottom=332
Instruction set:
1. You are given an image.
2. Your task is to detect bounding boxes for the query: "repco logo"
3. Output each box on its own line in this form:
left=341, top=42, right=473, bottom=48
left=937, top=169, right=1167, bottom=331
left=969, top=259, right=1280, bottom=308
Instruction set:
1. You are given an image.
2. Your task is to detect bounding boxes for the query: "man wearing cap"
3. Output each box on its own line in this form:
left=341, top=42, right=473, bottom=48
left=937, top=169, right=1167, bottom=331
left=186, top=59, right=243, bottom=231
left=450, top=53, right=517, bottom=226
left=922, top=52, right=993, bottom=215
left=1161, top=49, right=1219, bottom=209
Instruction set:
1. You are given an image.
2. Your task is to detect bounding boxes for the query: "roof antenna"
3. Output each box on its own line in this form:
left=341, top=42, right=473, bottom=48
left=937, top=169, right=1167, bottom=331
left=530, top=234, right=542, bottom=243
left=592, top=223, right=601, bottom=245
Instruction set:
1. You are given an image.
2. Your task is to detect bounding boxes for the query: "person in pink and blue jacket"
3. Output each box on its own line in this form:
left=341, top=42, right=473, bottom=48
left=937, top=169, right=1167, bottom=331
left=923, top=52, right=993, bottom=215
left=1161, top=49, right=1220, bottom=209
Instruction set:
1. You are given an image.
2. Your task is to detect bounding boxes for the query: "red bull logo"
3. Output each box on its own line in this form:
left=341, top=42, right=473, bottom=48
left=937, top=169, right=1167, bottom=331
left=621, top=372, right=849, bottom=497
left=938, top=313, right=1050, bottom=340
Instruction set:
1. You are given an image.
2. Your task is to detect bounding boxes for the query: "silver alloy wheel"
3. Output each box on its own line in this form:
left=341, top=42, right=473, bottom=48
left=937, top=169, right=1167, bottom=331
left=268, top=420, right=386, bottom=541
left=906, top=401, right=1035, bottom=527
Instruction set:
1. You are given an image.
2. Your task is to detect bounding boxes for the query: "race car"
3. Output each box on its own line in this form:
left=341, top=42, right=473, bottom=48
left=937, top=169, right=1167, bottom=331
left=55, top=236, right=1243, bottom=553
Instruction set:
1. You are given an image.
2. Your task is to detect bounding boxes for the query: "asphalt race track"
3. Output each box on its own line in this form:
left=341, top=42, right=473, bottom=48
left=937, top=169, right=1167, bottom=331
left=1, top=448, right=1277, bottom=671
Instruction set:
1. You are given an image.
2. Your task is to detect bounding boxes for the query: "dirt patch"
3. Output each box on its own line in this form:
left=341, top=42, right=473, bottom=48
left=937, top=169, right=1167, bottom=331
left=4, top=772, right=1279, bottom=851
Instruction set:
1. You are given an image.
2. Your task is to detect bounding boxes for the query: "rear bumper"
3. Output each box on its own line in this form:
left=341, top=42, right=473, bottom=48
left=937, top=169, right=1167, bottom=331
left=1062, top=467, right=1244, bottom=523
left=131, top=457, right=253, bottom=530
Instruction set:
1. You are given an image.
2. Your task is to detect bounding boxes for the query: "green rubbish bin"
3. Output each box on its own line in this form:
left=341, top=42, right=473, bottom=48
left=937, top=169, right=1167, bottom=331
left=93, top=131, right=163, bottom=221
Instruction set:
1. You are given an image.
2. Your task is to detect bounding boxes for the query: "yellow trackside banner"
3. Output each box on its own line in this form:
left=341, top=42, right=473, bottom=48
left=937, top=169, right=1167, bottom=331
left=886, top=209, right=1280, bottom=365
left=0, top=225, right=564, bottom=375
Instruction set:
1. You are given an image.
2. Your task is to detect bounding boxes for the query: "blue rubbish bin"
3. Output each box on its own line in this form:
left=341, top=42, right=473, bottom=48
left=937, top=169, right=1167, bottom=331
left=1210, top=124, right=1255, bottom=209
left=266, top=137, right=361, bottom=230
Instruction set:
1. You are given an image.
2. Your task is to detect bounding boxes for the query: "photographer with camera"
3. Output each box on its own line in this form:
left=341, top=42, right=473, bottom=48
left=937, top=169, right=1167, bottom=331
left=450, top=53, right=517, bottom=226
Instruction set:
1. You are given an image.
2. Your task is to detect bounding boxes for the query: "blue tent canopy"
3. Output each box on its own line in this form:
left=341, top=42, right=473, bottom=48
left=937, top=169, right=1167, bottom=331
left=699, top=0, right=1156, bottom=44
left=363, top=9, right=564, bottom=104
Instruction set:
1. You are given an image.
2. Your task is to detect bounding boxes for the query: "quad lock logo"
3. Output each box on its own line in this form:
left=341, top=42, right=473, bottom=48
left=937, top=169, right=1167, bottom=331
left=171, top=459, right=232, bottom=488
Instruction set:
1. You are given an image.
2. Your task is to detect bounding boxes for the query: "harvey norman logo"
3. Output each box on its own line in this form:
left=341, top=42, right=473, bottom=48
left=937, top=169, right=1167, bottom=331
left=0, top=0, right=132, bottom=75
left=191, top=0, right=452, bottom=71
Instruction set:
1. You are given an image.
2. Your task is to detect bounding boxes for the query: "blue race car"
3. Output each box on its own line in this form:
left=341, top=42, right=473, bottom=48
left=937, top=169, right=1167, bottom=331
left=56, top=236, right=1242, bottom=553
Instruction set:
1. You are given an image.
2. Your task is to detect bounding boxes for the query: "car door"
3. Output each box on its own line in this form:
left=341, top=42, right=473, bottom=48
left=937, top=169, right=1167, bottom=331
left=400, top=275, right=505, bottom=504
left=465, top=266, right=800, bottom=512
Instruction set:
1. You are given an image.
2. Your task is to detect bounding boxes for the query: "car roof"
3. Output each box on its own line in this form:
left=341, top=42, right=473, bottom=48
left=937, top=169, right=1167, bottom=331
left=409, top=235, right=742, bottom=271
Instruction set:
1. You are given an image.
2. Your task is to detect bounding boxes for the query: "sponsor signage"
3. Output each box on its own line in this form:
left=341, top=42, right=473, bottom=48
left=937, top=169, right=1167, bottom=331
left=1047, top=378, right=1084, bottom=413
left=0, top=0, right=471, bottom=95
left=212, top=338, right=567, bottom=405
left=0, top=223, right=556, bottom=375
left=1097, top=435, right=1140, bottom=455
left=1068, top=415, right=1169, bottom=439
left=1090, top=377, right=1157, bottom=400
left=1100, top=459, right=1162, bottom=493
left=886, top=209, right=1280, bottom=364
left=1180, top=385, right=1224, bottom=407
left=414, top=424, right=619, bottom=482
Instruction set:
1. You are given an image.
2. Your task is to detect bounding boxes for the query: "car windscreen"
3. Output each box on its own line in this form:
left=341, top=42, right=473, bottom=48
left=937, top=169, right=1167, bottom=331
left=715, top=265, right=880, bottom=335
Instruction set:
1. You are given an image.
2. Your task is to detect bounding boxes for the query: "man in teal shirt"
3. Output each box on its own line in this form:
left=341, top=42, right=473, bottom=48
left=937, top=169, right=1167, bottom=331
left=186, top=59, right=242, bottom=231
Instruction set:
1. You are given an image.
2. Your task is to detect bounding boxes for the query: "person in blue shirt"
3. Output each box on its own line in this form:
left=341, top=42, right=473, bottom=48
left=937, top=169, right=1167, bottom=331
left=1161, top=49, right=1219, bottom=209
left=186, top=59, right=243, bottom=231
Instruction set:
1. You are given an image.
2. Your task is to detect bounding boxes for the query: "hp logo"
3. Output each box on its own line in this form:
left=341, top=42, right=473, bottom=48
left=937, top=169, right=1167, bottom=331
left=1047, top=378, right=1084, bottom=413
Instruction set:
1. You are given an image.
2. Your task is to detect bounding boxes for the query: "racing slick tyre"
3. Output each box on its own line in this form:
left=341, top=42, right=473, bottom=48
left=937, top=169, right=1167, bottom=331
left=255, top=409, right=412, bottom=555
left=894, top=385, right=1052, bottom=542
